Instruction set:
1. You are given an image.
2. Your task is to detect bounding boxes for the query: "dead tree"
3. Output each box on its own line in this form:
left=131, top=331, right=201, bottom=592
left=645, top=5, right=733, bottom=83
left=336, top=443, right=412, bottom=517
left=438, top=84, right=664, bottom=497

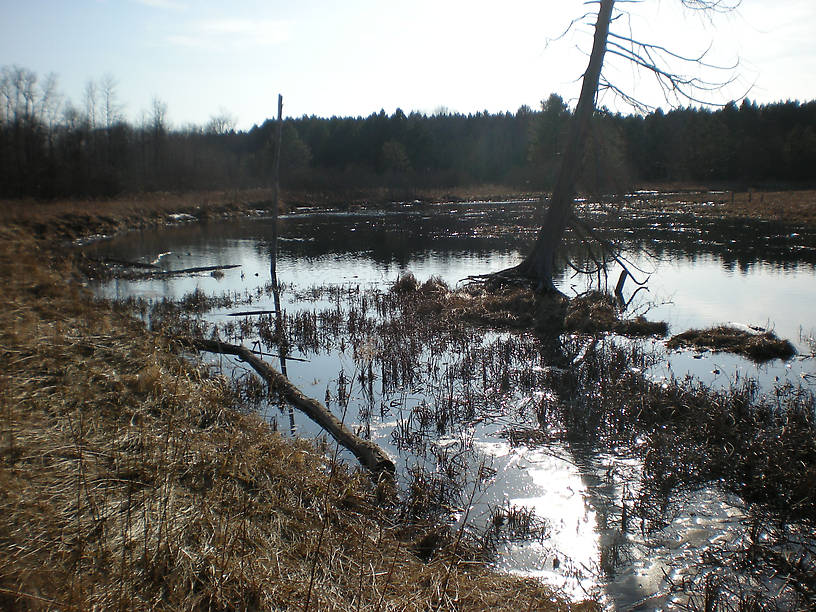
left=270, top=94, right=283, bottom=283
left=187, top=338, right=395, bottom=475
left=486, top=0, right=741, bottom=293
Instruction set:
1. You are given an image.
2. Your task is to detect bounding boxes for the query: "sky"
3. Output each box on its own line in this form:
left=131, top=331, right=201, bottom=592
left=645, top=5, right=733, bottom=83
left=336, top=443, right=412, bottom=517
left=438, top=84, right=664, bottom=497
left=2, top=0, right=815, bottom=129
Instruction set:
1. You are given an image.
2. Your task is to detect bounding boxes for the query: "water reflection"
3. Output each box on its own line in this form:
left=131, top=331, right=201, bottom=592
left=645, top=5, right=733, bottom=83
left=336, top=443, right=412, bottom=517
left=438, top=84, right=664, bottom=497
left=88, top=201, right=816, bottom=608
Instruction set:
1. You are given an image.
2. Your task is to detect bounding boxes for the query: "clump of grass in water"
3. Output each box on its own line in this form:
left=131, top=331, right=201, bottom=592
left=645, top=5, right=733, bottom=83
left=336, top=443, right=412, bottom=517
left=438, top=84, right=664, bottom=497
left=667, top=324, right=797, bottom=361
left=391, top=274, right=667, bottom=336
left=564, top=291, right=668, bottom=337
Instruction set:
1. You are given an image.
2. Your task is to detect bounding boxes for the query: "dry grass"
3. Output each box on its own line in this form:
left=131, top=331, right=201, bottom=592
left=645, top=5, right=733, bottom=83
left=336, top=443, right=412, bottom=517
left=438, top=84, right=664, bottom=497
left=667, top=325, right=797, bottom=362
left=723, top=189, right=816, bottom=227
left=641, top=188, right=816, bottom=227
left=0, top=227, right=594, bottom=610
left=0, top=184, right=533, bottom=246
left=0, top=189, right=282, bottom=244
left=391, top=277, right=666, bottom=338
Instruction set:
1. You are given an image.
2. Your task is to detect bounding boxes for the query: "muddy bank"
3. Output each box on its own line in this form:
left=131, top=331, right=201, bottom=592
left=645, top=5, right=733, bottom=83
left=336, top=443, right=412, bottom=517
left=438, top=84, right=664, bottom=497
left=0, top=189, right=286, bottom=245
left=4, top=186, right=815, bottom=250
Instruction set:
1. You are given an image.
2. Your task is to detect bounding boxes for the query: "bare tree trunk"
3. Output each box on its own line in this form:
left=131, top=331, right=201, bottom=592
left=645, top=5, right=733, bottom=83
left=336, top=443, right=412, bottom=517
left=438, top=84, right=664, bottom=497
left=516, top=0, right=615, bottom=291
left=270, top=94, right=283, bottom=283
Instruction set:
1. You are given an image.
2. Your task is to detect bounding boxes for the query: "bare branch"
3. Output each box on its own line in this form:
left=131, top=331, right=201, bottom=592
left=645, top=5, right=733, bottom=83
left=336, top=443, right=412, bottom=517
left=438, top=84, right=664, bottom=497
left=681, top=0, right=741, bottom=13
left=544, top=11, right=595, bottom=50
left=596, top=0, right=744, bottom=110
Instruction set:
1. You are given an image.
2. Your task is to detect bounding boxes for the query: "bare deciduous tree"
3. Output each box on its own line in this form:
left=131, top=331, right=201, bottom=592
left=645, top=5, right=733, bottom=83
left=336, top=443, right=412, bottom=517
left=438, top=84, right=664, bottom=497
left=100, top=73, right=123, bottom=130
left=206, top=107, right=236, bottom=135
left=150, top=96, right=168, bottom=135
left=84, top=80, right=98, bottom=129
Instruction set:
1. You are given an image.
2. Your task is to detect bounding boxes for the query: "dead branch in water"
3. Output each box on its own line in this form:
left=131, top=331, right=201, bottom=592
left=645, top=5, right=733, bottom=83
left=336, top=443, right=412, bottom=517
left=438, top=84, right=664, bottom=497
left=226, top=309, right=278, bottom=317
left=152, top=264, right=241, bottom=276
left=183, top=337, right=395, bottom=475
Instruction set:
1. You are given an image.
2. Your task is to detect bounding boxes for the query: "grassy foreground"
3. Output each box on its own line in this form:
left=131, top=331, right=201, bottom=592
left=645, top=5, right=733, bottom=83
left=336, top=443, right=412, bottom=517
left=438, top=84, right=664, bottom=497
left=0, top=210, right=595, bottom=609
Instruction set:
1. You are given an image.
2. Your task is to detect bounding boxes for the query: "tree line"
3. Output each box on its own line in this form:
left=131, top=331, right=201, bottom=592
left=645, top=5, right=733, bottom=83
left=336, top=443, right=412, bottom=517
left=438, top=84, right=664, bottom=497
left=2, top=65, right=815, bottom=200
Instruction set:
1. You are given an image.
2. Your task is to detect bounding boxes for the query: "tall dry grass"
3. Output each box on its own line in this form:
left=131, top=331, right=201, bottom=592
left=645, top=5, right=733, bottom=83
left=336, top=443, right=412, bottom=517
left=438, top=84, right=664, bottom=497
left=0, top=227, right=593, bottom=609
left=0, top=189, right=282, bottom=244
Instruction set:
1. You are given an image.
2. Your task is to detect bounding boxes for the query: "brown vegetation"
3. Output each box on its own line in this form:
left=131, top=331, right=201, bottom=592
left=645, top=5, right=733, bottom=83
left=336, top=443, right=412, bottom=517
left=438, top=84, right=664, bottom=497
left=0, top=189, right=287, bottom=244
left=640, top=188, right=816, bottom=227
left=563, top=292, right=668, bottom=337
left=391, top=276, right=667, bottom=338
left=0, top=217, right=595, bottom=609
left=722, top=189, right=816, bottom=227
left=667, top=325, right=797, bottom=362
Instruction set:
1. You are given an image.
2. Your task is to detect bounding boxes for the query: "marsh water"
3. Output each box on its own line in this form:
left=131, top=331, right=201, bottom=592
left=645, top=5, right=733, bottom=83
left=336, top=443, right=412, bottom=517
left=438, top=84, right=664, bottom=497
left=89, top=199, right=816, bottom=609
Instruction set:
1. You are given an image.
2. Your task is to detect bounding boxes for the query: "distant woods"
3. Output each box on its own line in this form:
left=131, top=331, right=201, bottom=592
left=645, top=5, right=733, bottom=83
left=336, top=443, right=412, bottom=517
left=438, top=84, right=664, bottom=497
left=2, top=65, right=815, bottom=200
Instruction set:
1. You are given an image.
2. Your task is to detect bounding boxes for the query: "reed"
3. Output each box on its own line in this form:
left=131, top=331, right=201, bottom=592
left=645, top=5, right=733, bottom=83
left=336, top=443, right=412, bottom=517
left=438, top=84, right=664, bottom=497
left=0, top=227, right=593, bottom=610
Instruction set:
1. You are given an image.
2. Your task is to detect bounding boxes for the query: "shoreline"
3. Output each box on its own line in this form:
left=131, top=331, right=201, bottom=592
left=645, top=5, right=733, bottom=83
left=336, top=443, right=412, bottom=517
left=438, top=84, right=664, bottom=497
left=0, top=196, right=598, bottom=609
left=2, top=185, right=814, bottom=247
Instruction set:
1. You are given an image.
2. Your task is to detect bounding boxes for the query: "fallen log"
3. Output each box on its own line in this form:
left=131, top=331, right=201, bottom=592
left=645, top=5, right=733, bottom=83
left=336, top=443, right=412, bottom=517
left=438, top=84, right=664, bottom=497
left=118, top=264, right=242, bottom=280
left=246, top=348, right=308, bottom=363
left=158, top=264, right=241, bottom=276
left=226, top=310, right=278, bottom=317
left=184, top=337, right=395, bottom=475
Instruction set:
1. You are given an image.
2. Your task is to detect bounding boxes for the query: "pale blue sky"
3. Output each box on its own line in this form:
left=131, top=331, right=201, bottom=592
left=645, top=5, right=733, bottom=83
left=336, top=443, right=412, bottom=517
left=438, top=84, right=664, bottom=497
left=1, top=0, right=814, bottom=129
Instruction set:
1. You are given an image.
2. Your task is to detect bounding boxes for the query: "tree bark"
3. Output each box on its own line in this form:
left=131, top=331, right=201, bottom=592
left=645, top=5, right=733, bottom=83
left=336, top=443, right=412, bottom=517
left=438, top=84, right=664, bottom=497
left=516, top=0, right=615, bottom=291
left=186, top=337, right=396, bottom=476
left=270, top=94, right=283, bottom=282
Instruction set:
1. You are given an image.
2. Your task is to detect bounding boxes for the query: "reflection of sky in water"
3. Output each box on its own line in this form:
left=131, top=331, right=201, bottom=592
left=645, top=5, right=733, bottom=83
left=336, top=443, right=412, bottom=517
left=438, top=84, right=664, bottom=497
left=89, top=205, right=816, bottom=607
left=483, top=442, right=600, bottom=599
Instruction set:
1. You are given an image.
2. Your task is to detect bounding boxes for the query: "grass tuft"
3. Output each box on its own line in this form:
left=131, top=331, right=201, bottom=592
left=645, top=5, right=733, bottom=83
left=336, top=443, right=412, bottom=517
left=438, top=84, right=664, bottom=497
left=667, top=325, right=797, bottom=361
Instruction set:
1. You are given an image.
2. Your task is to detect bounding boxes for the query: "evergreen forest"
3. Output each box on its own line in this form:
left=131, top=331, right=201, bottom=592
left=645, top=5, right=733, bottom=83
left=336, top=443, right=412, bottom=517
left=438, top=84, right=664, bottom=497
left=2, top=66, right=816, bottom=200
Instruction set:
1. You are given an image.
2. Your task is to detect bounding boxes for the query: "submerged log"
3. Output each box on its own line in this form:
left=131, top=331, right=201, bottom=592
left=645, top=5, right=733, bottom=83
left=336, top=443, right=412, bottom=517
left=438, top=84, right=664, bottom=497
left=89, top=256, right=160, bottom=269
left=159, top=264, right=241, bottom=275
left=226, top=310, right=278, bottom=317
left=185, top=337, right=395, bottom=475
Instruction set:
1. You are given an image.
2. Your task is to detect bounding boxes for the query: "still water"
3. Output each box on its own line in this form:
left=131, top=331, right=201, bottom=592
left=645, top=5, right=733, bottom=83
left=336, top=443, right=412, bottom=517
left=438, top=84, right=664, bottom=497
left=89, top=200, right=816, bottom=609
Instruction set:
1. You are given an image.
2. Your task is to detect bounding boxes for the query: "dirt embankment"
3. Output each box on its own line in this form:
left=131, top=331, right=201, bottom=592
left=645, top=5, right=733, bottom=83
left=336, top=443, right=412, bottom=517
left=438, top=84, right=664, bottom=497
left=0, top=206, right=594, bottom=609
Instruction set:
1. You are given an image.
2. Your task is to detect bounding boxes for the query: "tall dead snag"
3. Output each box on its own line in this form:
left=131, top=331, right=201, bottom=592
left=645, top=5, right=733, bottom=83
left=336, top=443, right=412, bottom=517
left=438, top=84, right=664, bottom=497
left=270, top=93, right=283, bottom=282
left=187, top=338, right=396, bottom=476
left=509, top=0, right=615, bottom=291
